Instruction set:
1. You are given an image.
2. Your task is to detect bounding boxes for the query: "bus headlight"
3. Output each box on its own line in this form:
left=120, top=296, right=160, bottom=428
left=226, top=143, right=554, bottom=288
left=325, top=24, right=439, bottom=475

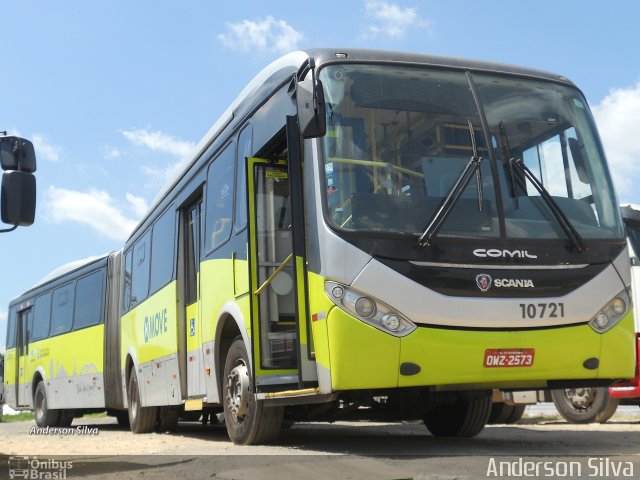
left=610, top=297, right=626, bottom=316
left=382, top=314, right=401, bottom=331
left=355, top=297, right=376, bottom=318
left=589, top=289, right=631, bottom=333
left=595, top=313, right=609, bottom=329
left=325, top=281, right=416, bottom=337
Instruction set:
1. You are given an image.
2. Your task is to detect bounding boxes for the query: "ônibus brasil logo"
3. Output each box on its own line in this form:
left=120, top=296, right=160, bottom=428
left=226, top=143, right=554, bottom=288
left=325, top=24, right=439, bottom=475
left=476, top=274, right=492, bottom=292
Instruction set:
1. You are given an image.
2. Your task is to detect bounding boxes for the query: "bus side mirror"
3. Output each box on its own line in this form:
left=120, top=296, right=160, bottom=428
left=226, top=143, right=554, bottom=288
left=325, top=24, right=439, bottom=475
left=1, top=136, right=37, bottom=173
left=1, top=171, right=36, bottom=226
left=296, top=77, right=326, bottom=139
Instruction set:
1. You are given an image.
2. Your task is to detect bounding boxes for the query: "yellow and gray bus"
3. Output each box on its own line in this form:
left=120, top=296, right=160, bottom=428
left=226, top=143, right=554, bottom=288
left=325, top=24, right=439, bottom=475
left=4, top=49, right=636, bottom=444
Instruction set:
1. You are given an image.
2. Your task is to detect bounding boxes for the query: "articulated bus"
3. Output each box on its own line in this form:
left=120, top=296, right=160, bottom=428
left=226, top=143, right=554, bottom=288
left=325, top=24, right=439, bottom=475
left=4, top=49, right=636, bottom=444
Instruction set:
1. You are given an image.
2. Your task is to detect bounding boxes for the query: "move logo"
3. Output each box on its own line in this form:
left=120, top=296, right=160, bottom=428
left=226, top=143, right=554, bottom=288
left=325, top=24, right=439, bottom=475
left=143, top=308, right=169, bottom=343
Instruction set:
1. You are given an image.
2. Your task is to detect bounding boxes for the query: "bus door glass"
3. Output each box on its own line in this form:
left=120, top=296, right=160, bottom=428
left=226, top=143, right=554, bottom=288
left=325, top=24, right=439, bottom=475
left=248, top=158, right=299, bottom=384
left=16, top=307, right=32, bottom=407
left=183, top=199, right=204, bottom=397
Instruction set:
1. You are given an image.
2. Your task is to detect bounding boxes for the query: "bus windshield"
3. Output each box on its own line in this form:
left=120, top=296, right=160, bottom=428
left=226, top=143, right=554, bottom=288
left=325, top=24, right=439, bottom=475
left=319, top=64, right=624, bottom=241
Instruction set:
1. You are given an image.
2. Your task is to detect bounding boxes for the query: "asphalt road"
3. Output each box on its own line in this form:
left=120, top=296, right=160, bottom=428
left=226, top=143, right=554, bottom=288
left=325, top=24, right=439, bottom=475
left=1, top=405, right=639, bottom=479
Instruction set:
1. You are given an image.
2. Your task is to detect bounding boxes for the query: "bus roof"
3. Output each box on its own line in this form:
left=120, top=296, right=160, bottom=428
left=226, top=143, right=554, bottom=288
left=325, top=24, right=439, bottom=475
left=10, top=253, right=110, bottom=305
left=126, top=48, right=576, bottom=243
left=621, top=204, right=640, bottom=222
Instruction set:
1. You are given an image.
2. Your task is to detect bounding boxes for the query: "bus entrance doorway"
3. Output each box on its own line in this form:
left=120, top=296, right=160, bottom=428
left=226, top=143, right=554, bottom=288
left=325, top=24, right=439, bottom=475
left=15, top=307, right=32, bottom=408
left=180, top=198, right=204, bottom=399
left=249, top=158, right=298, bottom=379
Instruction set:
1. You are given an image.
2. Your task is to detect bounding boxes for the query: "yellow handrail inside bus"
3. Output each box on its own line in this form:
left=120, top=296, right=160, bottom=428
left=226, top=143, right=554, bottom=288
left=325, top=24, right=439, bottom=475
left=327, top=157, right=424, bottom=178
left=254, top=253, right=293, bottom=296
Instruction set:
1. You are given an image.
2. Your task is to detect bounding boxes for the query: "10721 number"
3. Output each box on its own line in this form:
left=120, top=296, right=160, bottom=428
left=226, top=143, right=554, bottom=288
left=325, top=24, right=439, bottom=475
left=519, top=302, right=564, bottom=319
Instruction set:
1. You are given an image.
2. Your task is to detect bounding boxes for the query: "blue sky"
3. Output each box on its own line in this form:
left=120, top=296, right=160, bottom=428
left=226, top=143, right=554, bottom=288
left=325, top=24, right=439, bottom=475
left=1, top=1, right=640, bottom=349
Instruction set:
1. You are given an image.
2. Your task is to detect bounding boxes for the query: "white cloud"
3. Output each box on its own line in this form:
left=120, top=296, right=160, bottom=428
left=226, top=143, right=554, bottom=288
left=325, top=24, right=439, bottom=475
left=126, top=193, right=148, bottom=218
left=43, top=186, right=140, bottom=241
left=0, top=310, right=6, bottom=322
left=104, top=146, right=122, bottom=160
left=31, top=134, right=62, bottom=162
left=362, top=0, right=431, bottom=39
left=218, top=16, right=303, bottom=53
left=122, top=128, right=196, bottom=158
left=592, top=81, right=640, bottom=198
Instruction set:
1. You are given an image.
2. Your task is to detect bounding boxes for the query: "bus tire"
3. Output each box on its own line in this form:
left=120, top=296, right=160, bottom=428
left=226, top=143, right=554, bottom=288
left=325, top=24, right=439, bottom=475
left=505, top=405, right=526, bottom=424
left=34, top=381, right=60, bottom=428
left=488, top=403, right=526, bottom=424
left=551, top=387, right=619, bottom=424
left=57, top=409, right=74, bottom=427
left=115, top=411, right=130, bottom=428
left=223, top=337, right=283, bottom=445
left=156, top=406, right=179, bottom=433
left=127, top=368, right=157, bottom=433
left=424, top=393, right=491, bottom=437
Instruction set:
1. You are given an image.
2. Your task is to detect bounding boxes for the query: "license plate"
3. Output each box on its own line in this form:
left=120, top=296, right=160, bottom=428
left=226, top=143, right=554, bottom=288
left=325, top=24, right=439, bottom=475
left=484, top=349, right=535, bottom=368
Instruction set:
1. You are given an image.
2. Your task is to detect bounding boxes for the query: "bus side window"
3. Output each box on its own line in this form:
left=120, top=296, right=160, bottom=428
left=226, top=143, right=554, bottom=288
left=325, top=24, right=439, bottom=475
left=51, top=282, right=75, bottom=336
left=149, top=207, right=176, bottom=295
left=205, top=143, right=235, bottom=252
left=235, top=125, right=252, bottom=233
left=131, top=232, right=151, bottom=307
left=32, top=292, right=52, bottom=341
left=74, top=269, right=105, bottom=329
left=123, top=249, right=133, bottom=312
left=6, top=306, right=17, bottom=349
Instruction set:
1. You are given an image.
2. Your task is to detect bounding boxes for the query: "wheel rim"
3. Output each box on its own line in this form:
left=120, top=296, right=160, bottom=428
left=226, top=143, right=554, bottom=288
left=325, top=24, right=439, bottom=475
left=35, top=387, right=45, bottom=423
left=563, top=388, right=594, bottom=410
left=226, top=360, right=250, bottom=422
left=130, top=376, right=139, bottom=423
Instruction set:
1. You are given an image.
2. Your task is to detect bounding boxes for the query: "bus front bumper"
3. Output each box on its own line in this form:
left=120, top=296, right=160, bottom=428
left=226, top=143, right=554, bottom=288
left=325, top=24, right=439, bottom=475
left=327, top=307, right=636, bottom=391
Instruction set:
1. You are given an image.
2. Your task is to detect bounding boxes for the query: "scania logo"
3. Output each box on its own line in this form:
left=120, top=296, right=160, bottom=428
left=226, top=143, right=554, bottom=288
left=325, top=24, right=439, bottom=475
left=494, top=279, right=535, bottom=288
left=476, top=274, right=492, bottom=292
left=473, top=248, right=538, bottom=259
left=476, top=274, right=535, bottom=292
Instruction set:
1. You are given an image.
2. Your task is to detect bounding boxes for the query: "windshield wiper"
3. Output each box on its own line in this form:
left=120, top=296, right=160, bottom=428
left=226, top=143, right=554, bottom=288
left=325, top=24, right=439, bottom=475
left=418, top=120, right=484, bottom=247
left=499, top=122, right=526, bottom=209
left=498, top=124, right=586, bottom=253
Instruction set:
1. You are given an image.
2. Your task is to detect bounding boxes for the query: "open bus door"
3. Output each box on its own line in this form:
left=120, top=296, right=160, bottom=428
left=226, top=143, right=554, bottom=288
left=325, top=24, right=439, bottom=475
left=246, top=117, right=317, bottom=394
left=15, top=306, right=32, bottom=407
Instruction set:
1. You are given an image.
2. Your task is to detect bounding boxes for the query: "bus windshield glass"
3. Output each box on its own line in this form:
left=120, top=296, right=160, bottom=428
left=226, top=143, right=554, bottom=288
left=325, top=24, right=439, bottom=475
left=319, top=64, right=624, bottom=241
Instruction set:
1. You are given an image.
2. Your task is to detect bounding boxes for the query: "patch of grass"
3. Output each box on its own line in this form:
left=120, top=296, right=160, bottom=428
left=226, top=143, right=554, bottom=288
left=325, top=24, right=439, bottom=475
left=85, top=412, right=108, bottom=418
left=0, top=412, right=35, bottom=423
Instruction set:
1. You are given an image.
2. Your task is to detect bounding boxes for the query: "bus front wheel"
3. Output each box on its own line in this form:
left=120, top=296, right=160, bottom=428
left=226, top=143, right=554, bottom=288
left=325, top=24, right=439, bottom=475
left=222, top=337, right=283, bottom=445
left=127, top=368, right=157, bottom=433
left=423, top=393, right=491, bottom=437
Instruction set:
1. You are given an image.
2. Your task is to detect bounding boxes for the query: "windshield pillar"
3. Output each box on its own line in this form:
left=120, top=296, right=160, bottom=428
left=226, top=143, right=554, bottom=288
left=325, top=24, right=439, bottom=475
left=465, top=71, right=507, bottom=238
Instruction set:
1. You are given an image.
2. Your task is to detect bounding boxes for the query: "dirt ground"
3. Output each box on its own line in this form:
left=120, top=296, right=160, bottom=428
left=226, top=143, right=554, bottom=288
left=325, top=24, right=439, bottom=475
left=1, top=406, right=639, bottom=457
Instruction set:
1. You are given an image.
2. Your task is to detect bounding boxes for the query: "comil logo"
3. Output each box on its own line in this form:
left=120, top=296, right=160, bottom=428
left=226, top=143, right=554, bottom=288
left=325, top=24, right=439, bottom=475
left=473, top=248, right=538, bottom=259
